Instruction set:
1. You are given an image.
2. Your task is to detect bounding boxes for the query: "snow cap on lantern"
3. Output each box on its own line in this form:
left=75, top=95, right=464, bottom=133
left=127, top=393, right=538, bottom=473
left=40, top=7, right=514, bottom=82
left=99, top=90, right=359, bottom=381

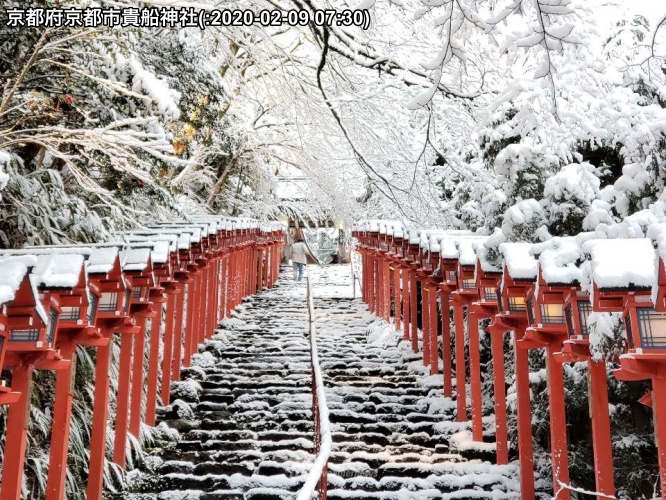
left=0, top=257, right=35, bottom=309
left=119, top=247, right=152, bottom=273
left=455, top=236, right=487, bottom=291
left=499, top=242, right=538, bottom=281
left=457, top=236, right=487, bottom=267
left=497, top=242, right=538, bottom=315
left=531, top=236, right=583, bottom=286
left=474, top=241, right=501, bottom=274
left=473, top=241, right=502, bottom=304
left=0, top=253, right=85, bottom=291
left=121, top=234, right=175, bottom=265
left=87, top=247, right=120, bottom=276
left=427, top=231, right=445, bottom=254
left=587, top=238, right=656, bottom=290
left=152, top=224, right=202, bottom=244
left=0, top=255, right=53, bottom=351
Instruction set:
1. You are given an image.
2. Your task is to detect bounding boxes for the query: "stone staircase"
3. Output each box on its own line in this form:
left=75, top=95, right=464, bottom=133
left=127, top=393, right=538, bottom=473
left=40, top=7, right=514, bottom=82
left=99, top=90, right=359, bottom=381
left=122, top=265, right=520, bottom=499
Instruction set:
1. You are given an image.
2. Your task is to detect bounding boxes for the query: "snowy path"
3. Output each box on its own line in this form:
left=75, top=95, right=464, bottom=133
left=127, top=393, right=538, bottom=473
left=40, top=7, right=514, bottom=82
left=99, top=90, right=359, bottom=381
left=123, top=265, right=520, bottom=499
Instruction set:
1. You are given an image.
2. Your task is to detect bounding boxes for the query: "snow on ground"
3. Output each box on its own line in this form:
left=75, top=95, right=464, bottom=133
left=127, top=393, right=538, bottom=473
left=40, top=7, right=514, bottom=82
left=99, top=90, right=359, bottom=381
left=125, top=264, right=521, bottom=499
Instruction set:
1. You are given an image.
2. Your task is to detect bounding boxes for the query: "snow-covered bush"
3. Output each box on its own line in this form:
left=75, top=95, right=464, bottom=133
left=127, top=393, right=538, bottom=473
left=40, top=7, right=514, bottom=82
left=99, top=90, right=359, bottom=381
left=500, top=199, right=549, bottom=243
left=495, top=144, right=559, bottom=203
left=543, top=162, right=601, bottom=235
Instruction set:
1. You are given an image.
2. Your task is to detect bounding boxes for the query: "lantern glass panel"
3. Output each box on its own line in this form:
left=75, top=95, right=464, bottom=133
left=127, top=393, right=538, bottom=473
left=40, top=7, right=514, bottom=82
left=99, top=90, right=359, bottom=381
left=509, top=296, right=527, bottom=312
left=131, top=287, right=143, bottom=300
left=484, top=287, right=497, bottom=301
left=60, top=307, right=80, bottom=321
left=99, top=292, right=118, bottom=312
left=636, top=307, right=666, bottom=349
left=578, top=301, right=592, bottom=336
left=10, top=329, right=39, bottom=342
left=540, top=303, right=564, bottom=324
left=462, top=278, right=476, bottom=289
left=446, top=271, right=457, bottom=283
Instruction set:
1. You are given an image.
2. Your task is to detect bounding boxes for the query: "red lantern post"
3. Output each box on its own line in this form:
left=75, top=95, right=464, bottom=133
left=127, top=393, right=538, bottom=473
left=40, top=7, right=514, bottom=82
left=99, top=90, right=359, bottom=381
left=111, top=245, right=157, bottom=467
left=84, top=246, right=133, bottom=500
left=388, top=228, right=404, bottom=331
left=494, top=242, right=538, bottom=497
left=450, top=238, right=484, bottom=421
left=521, top=275, right=575, bottom=496
left=468, top=248, right=502, bottom=443
left=558, top=285, right=615, bottom=497
left=425, top=234, right=443, bottom=374
left=417, top=232, right=434, bottom=369
left=438, top=235, right=460, bottom=398
left=40, top=254, right=102, bottom=500
left=406, top=231, right=421, bottom=354
left=589, top=238, right=664, bottom=495
left=0, top=258, right=53, bottom=500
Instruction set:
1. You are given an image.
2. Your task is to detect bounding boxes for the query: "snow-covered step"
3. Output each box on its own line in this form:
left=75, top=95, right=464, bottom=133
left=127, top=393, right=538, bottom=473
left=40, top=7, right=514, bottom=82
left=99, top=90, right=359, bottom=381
left=123, top=265, right=520, bottom=498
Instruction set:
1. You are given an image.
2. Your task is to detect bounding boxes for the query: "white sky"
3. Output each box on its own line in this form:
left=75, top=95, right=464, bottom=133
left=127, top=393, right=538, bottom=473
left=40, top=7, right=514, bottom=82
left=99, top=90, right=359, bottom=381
left=623, top=0, right=664, bottom=23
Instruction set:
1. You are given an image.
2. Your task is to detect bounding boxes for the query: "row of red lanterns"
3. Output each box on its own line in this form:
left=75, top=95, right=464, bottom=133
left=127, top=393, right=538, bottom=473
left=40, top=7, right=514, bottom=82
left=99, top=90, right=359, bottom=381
left=353, top=224, right=666, bottom=499
left=0, top=217, right=285, bottom=500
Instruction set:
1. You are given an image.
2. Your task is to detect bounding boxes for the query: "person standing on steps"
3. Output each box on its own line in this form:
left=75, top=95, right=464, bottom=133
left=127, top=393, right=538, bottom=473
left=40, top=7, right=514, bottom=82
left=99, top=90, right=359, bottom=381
left=291, top=234, right=318, bottom=281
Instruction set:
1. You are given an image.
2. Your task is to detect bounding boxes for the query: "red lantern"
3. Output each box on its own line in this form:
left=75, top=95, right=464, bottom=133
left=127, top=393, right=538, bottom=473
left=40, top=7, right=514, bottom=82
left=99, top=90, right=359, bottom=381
left=467, top=249, right=502, bottom=442
left=521, top=251, right=581, bottom=498
left=0, top=257, right=52, bottom=500
left=494, top=242, right=538, bottom=498
left=587, top=238, right=665, bottom=495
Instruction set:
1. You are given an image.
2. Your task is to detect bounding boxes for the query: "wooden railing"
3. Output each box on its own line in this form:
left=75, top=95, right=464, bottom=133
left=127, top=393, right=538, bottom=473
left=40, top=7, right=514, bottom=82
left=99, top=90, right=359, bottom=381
left=296, top=277, right=331, bottom=500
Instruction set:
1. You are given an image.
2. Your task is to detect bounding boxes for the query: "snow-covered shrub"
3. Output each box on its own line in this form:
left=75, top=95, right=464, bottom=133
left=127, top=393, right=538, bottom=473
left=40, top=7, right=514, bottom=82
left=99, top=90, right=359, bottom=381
left=500, top=199, right=549, bottom=243
left=495, top=144, right=559, bottom=203
left=583, top=199, right=615, bottom=230
left=543, top=162, right=601, bottom=235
